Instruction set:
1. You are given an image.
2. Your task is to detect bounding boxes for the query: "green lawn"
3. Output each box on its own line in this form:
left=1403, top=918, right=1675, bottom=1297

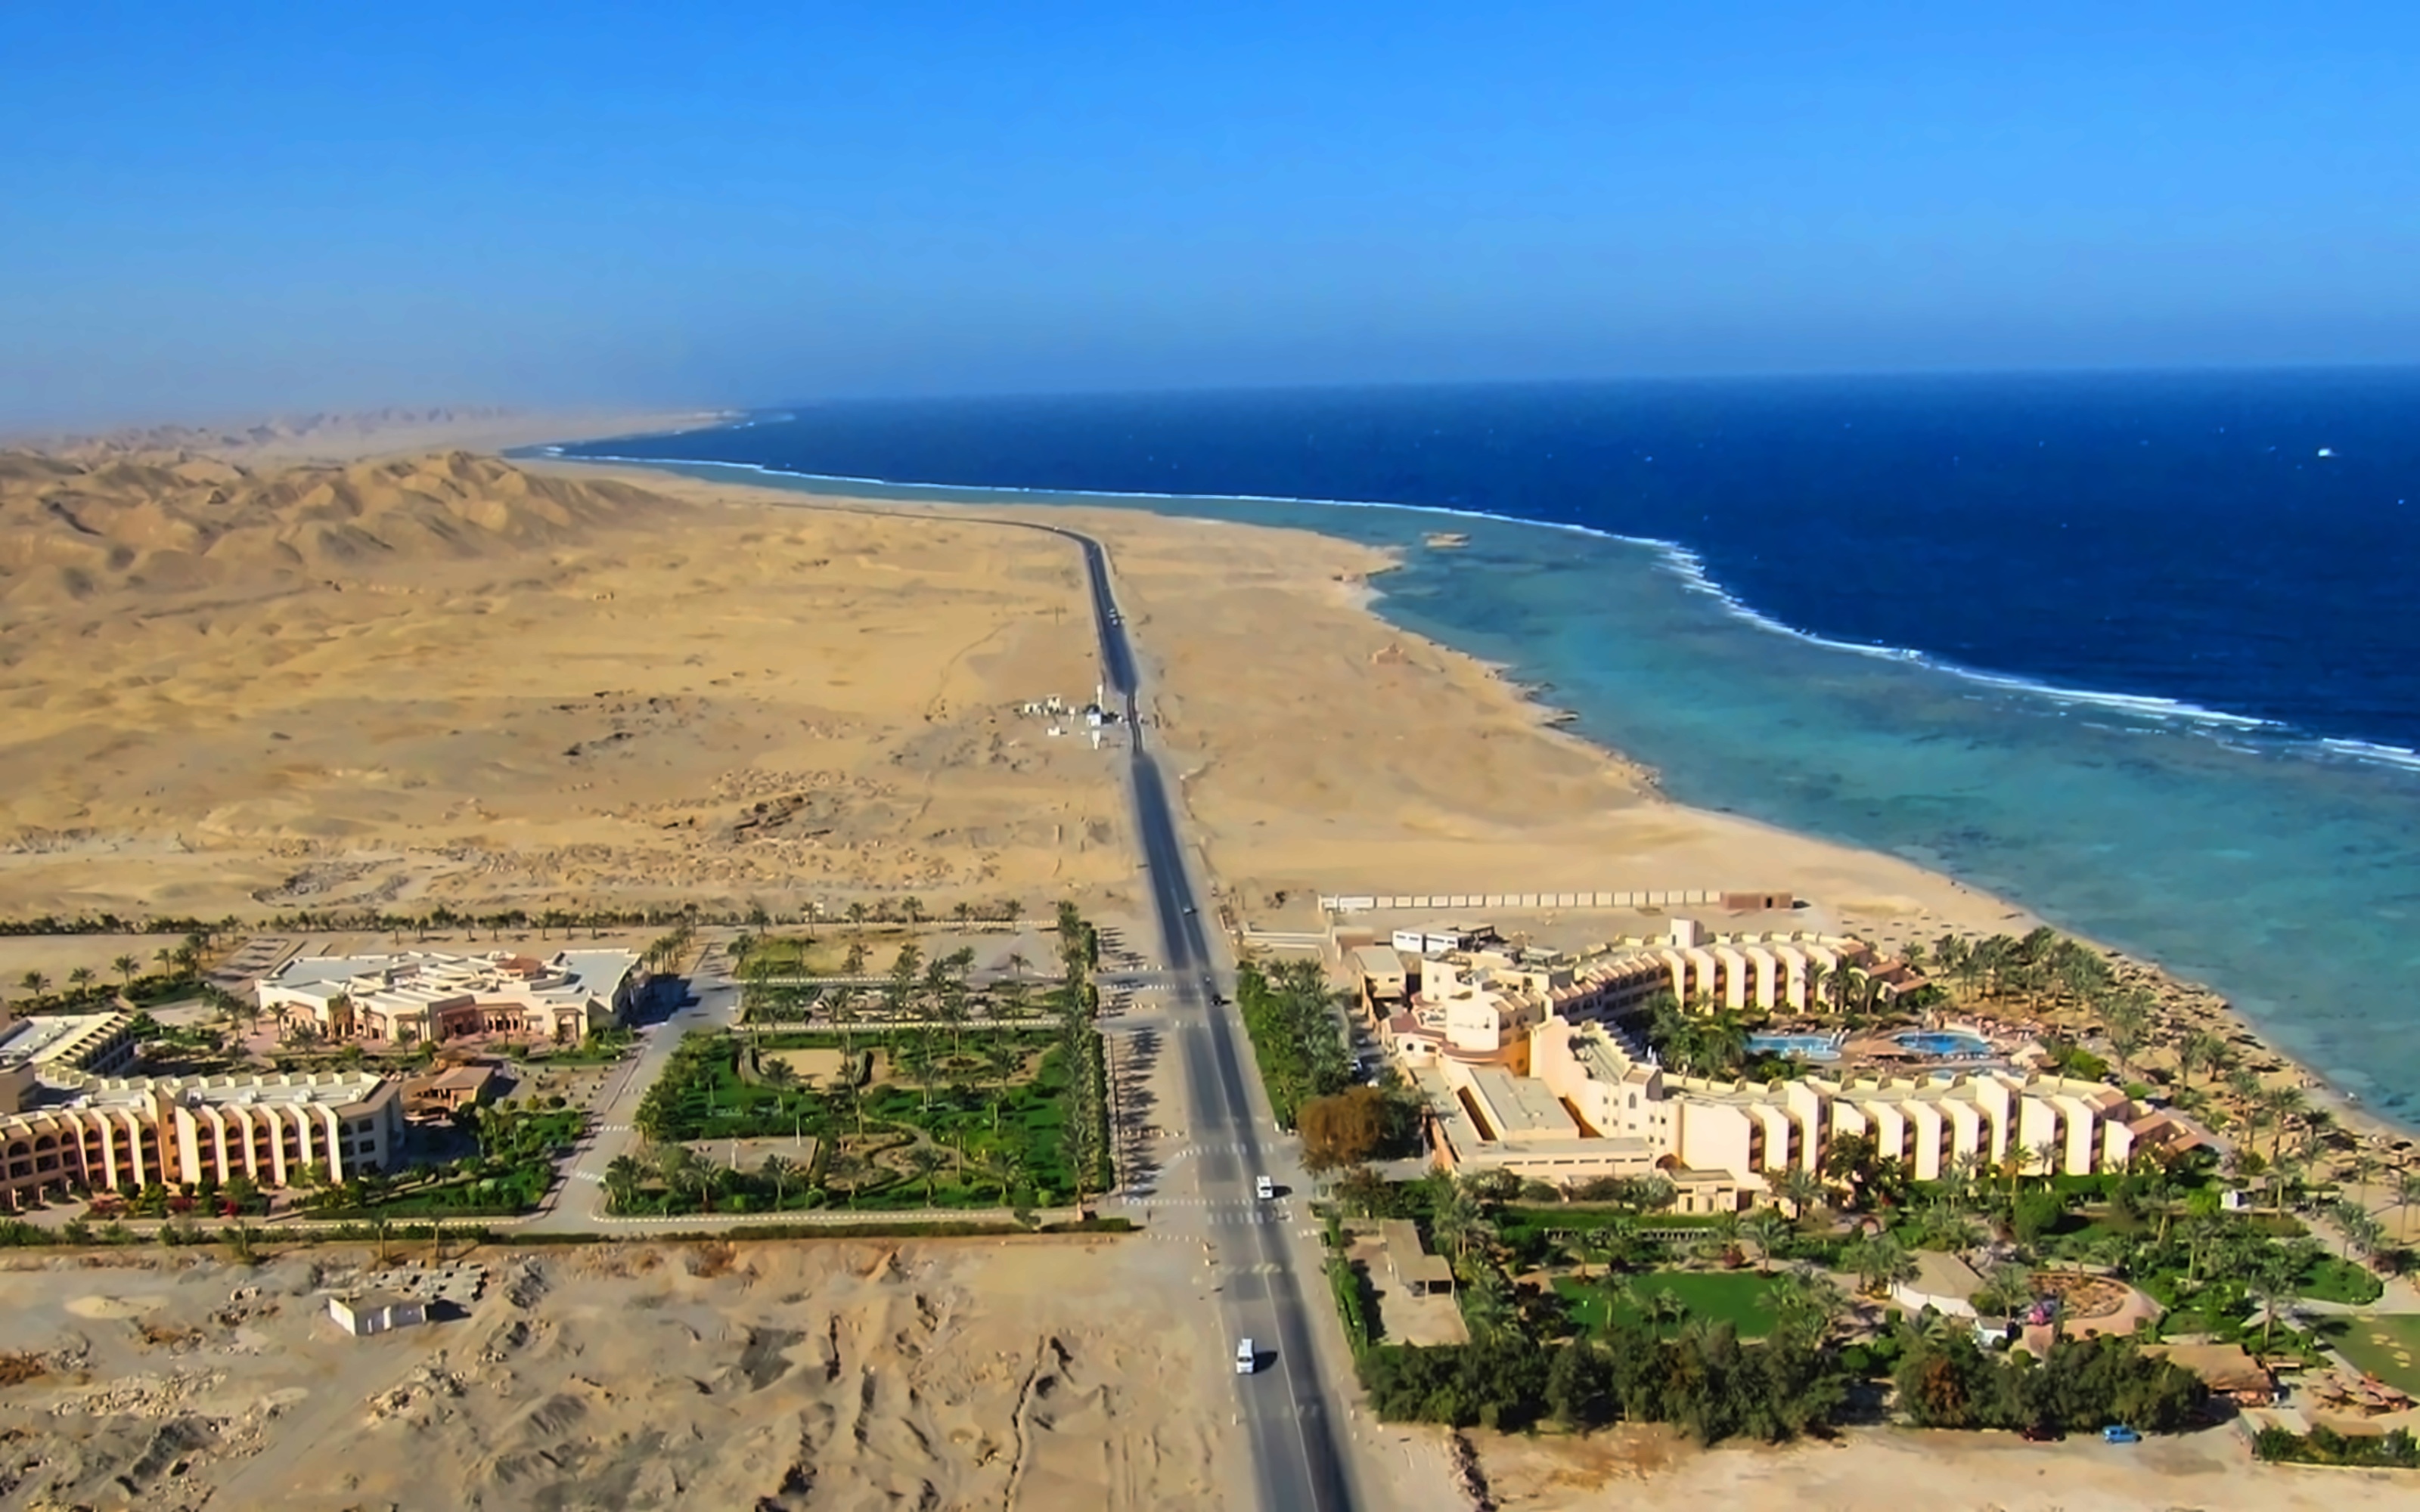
left=2299, top=1255, right=2384, bottom=1306
left=1552, top=1269, right=1783, bottom=1340
left=2319, top=1312, right=2420, bottom=1397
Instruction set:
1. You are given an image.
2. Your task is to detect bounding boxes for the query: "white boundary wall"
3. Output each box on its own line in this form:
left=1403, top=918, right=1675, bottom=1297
left=1318, top=890, right=1725, bottom=912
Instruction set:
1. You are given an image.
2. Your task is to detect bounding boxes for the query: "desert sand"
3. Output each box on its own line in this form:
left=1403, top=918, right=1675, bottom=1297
left=1469, top=1421, right=2413, bottom=1511
left=0, top=450, right=1130, bottom=921
left=0, top=1238, right=1227, bottom=1511
left=17, top=406, right=734, bottom=468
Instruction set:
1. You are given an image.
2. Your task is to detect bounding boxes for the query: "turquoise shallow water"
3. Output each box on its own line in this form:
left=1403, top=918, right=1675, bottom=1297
left=591, top=459, right=2420, bottom=1131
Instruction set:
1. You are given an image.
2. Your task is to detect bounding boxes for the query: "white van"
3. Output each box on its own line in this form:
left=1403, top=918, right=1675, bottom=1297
left=1255, top=1174, right=1275, bottom=1201
left=1235, top=1337, right=1256, bottom=1374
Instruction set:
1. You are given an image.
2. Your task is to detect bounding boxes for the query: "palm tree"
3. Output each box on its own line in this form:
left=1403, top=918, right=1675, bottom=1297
left=1596, top=1270, right=1639, bottom=1331
left=900, top=896, right=924, bottom=927
left=2396, top=1168, right=2420, bottom=1242
left=112, top=954, right=139, bottom=990
left=602, top=1154, right=645, bottom=1213
left=2248, top=1244, right=2310, bottom=1352
left=2105, top=1017, right=2147, bottom=1080
left=2264, top=1086, right=2307, bottom=1163
left=18, top=970, right=48, bottom=1000
left=1461, top=1266, right=1518, bottom=1343
left=1972, top=1261, right=2035, bottom=1321
left=1764, top=1264, right=1847, bottom=1349
left=1846, top=1235, right=1918, bottom=1297
left=1432, top=1184, right=1485, bottom=1266
left=1743, top=1209, right=1791, bottom=1273
left=904, top=1144, right=948, bottom=1204
left=1775, top=1166, right=1826, bottom=1225
left=66, top=966, right=96, bottom=998
left=1645, top=1286, right=1688, bottom=1332
left=759, top=1154, right=799, bottom=1210
left=830, top=1077, right=866, bottom=1139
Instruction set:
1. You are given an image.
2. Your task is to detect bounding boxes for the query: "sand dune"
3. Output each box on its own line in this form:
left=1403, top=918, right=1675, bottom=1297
left=0, top=454, right=1129, bottom=920
left=18, top=405, right=732, bottom=467
left=0, top=450, right=675, bottom=606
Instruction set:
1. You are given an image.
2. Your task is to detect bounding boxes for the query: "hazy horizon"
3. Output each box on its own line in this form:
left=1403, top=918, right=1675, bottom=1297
left=6, top=2, right=2415, bottom=428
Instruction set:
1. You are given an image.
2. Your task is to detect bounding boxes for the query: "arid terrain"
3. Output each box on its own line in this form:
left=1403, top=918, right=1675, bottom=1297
left=0, top=1238, right=1227, bottom=1512
left=1469, top=1421, right=2417, bottom=1512
left=0, top=448, right=1128, bottom=920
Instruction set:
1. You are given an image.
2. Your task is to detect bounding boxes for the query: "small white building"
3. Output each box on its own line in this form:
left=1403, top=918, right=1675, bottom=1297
left=330, top=1289, right=427, bottom=1337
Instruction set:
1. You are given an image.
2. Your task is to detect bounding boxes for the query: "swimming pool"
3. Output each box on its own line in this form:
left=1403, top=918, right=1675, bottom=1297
left=1893, top=1030, right=1993, bottom=1058
left=1748, top=1033, right=1842, bottom=1061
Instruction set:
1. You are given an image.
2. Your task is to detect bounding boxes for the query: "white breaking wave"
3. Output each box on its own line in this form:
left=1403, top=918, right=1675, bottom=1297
left=2317, top=738, right=2420, bottom=773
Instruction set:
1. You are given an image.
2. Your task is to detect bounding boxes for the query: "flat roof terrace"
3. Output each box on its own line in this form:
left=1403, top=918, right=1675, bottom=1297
left=1463, top=1065, right=1579, bottom=1142
left=0, top=1012, right=131, bottom=1068
left=45, top=1070, right=389, bottom=1112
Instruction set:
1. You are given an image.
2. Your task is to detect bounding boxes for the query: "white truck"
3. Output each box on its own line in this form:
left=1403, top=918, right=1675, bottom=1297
left=1234, top=1337, right=1256, bottom=1374
left=1255, top=1174, right=1275, bottom=1201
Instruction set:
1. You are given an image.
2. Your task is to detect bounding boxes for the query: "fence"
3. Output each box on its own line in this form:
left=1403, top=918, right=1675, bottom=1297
left=1318, top=890, right=1728, bottom=912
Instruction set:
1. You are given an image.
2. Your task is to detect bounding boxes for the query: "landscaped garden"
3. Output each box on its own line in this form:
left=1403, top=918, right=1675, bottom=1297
left=1311, top=1125, right=2408, bottom=1448
left=614, top=906, right=1111, bottom=1216
left=301, top=1101, right=588, bottom=1219
left=733, top=925, right=1057, bottom=1027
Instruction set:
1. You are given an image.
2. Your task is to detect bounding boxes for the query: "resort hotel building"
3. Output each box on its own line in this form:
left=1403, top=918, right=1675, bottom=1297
left=0, top=1009, right=140, bottom=1080
left=1358, top=919, right=2209, bottom=1210
left=1362, top=918, right=1894, bottom=1073
left=257, top=949, right=644, bottom=1046
left=0, top=1060, right=403, bottom=1210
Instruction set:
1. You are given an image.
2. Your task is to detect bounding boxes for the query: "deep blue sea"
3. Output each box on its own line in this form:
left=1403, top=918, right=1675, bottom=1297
left=557, top=371, right=2420, bottom=1129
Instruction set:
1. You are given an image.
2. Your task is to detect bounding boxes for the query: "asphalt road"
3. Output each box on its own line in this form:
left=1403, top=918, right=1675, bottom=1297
left=1038, top=523, right=1356, bottom=1512
left=551, top=484, right=1362, bottom=1506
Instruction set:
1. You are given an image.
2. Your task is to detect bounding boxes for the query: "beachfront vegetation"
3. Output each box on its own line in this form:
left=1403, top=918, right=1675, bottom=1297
left=2254, top=1424, right=2420, bottom=1468
left=1892, top=1329, right=2202, bottom=1434
left=1318, top=1163, right=2250, bottom=1443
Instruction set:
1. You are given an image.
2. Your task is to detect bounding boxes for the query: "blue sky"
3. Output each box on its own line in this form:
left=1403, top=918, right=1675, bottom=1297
left=4, top=2, right=2416, bottom=424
